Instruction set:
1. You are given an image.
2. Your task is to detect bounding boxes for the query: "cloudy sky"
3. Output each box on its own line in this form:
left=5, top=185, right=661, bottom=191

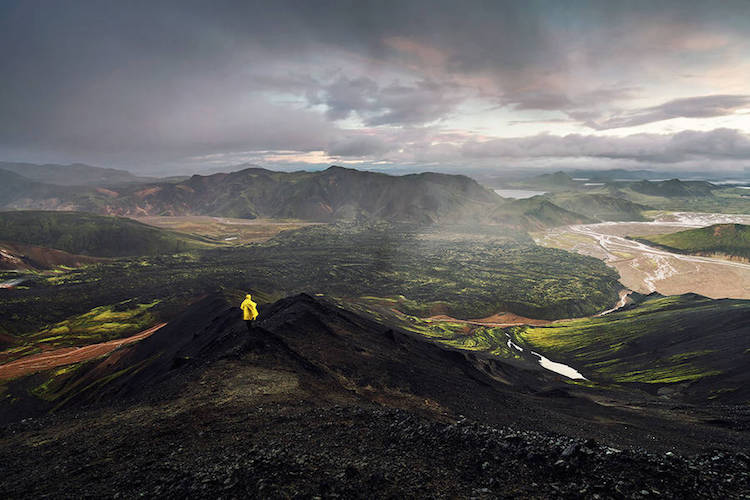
left=2, top=0, right=750, bottom=176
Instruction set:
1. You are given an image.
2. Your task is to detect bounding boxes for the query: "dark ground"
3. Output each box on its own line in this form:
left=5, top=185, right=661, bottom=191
left=1, top=294, right=748, bottom=498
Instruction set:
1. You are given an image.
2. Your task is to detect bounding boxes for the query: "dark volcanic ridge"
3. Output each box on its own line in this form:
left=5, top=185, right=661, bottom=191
left=1, top=293, right=749, bottom=497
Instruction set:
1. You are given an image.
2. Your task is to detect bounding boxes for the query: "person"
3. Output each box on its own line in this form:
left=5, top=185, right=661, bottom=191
left=240, top=293, right=258, bottom=332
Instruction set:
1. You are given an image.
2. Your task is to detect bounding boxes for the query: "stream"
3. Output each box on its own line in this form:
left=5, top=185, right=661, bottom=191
left=504, top=331, right=587, bottom=380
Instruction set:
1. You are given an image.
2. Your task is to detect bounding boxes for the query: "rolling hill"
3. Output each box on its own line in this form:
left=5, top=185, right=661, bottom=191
left=0, top=168, right=64, bottom=207
left=0, top=162, right=153, bottom=186
left=511, top=293, right=750, bottom=403
left=0, top=211, right=213, bottom=257
left=627, top=179, right=717, bottom=198
left=632, top=223, right=750, bottom=260
left=0, top=241, right=101, bottom=270
left=491, top=197, right=594, bottom=228
left=544, top=193, right=652, bottom=221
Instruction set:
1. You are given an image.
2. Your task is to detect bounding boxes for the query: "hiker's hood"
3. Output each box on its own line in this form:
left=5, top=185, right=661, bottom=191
left=245, top=294, right=252, bottom=299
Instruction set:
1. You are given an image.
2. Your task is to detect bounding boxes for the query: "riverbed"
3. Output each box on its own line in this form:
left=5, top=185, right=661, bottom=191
left=534, top=212, right=750, bottom=299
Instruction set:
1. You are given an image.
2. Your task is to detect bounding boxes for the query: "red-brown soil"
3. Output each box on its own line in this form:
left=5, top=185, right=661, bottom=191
left=426, top=312, right=552, bottom=327
left=0, top=241, right=103, bottom=270
left=0, top=323, right=166, bottom=381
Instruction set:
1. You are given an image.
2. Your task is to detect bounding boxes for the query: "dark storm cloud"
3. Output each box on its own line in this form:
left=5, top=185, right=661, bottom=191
left=1, top=0, right=750, bottom=171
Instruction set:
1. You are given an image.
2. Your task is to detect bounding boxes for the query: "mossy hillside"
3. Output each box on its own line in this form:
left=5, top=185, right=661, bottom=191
left=0, top=301, right=161, bottom=364
left=632, top=223, right=750, bottom=259
left=544, top=193, right=652, bottom=222
left=510, top=294, right=750, bottom=388
left=31, top=301, right=160, bottom=345
left=0, top=211, right=217, bottom=257
left=29, top=354, right=159, bottom=408
left=338, top=297, right=522, bottom=361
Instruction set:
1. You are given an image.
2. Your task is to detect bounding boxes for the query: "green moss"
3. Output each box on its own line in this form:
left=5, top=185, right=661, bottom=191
left=11, top=300, right=163, bottom=355
left=667, top=350, right=716, bottom=362
left=613, top=366, right=721, bottom=384
left=51, top=354, right=160, bottom=410
left=31, top=363, right=88, bottom=401
left=508, top=294, right=749, bottom=385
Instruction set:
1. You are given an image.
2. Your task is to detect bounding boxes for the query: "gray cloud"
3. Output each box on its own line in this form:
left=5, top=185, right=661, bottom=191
left=1, top=1, right=750, bottom=172
left=461, top=128, right=750, bottom=163
left=312, top=77, right=463, bottom=126
left=507, top=87, right=638, bottom=112
left=586, top=95, right=750, bottom=130
left=327, top=134, right=392, bottom=157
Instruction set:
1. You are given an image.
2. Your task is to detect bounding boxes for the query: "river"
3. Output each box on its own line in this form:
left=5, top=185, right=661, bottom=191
left=534, top=212, right=750, bottom=299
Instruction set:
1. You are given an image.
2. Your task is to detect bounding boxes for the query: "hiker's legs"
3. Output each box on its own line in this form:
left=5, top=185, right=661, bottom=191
left=245, top=320, right=254, bottom=333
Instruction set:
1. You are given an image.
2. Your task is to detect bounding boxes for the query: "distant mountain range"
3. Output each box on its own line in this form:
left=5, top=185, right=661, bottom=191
left=0, top=164, right=593, bottom=227
left=0, top=161, right=155, bottom=186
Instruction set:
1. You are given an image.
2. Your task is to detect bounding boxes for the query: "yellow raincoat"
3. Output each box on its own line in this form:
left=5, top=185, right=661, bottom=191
left=240, top=294, right=258, bottom=321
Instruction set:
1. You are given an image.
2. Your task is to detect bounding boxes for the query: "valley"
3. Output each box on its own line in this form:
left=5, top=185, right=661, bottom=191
left=133, top=215, right=321, bottom=243
left=5, top=3, right=750, bottom=496
left=1, top=166, right=749, bottom=498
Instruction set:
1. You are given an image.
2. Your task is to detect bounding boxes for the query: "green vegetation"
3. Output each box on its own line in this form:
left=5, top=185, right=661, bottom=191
left=32, top=301, right=159, bottom=345
left=514, top=174, right=750, bottom=215
left=491, top=197, right=592, bottom=228
left=509, top=294, right=750, bottom=388
left=544, top=193, right=651, bottom=222
left=0, top=301, right=160, bottom=363
left=0, top=211, right=216, bottom=256
left=0, top=223, right=620, bottom=341
left=632, top=223, right=750, bottom=260
left=0, top=161, right=153, bottom=187
left=613, top=185, right=750, bottom=214
left=339, top=296, right=522, bottom=360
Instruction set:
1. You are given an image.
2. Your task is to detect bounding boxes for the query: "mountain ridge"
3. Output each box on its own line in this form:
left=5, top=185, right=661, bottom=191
left=1, top=165, right=592, bottom=227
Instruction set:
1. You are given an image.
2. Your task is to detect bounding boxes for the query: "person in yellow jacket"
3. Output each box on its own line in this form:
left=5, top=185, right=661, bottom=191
left=240, top=293, right=258, bottom=332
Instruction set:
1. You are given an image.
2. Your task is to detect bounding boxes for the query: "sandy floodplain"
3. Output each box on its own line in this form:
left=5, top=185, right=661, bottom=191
left=534, top=212, right=750, bottom=299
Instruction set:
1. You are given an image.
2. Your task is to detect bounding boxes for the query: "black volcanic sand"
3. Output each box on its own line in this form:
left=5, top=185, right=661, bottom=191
left=0, top=294, right=748, bottom=498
